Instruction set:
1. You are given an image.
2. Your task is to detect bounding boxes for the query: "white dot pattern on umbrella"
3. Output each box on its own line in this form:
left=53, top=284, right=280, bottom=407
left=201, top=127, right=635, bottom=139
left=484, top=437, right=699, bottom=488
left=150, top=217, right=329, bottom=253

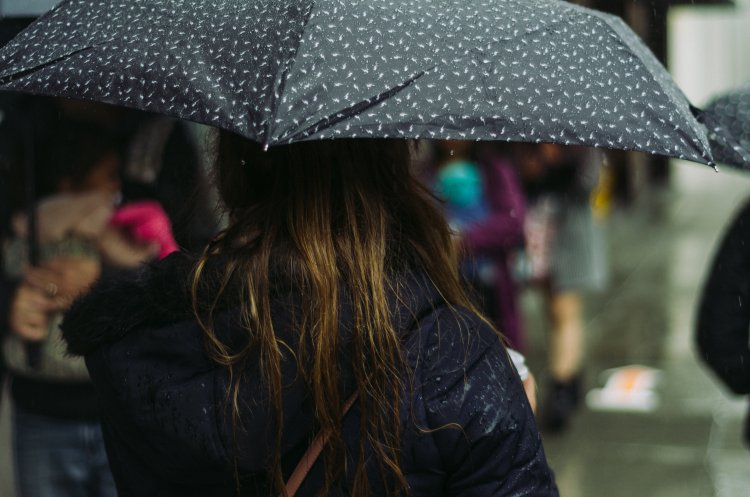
left=0, top=0, right=715, bottom=165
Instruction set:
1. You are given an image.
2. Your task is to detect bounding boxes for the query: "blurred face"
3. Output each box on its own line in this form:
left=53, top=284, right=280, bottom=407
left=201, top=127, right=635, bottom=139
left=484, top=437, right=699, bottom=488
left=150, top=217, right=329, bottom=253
left=63, top=152, right=121, bottom=194
left=514, top=144, right=545, bottom=180
left=539, top=143, right=564, bottom=164
left=513, top=143, right=566, bottom=181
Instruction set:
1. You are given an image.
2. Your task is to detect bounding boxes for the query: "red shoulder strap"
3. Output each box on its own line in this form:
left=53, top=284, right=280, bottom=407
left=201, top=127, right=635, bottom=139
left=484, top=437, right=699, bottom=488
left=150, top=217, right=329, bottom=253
left=282, top=393, right=359, bottom=497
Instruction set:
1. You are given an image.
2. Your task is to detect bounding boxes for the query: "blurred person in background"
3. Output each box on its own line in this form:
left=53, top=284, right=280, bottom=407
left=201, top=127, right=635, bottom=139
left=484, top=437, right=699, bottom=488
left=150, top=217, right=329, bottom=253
left=512, top=144, right=609, bottom=432
left=422, top=140, right=537, bottom=410
left=0, top=96, right=217, bottom=254
left=423, top=140, right=527, bottom=350
left=1, top=118, right=176, bottom=497
left=696, top=197, right=750, bottom=448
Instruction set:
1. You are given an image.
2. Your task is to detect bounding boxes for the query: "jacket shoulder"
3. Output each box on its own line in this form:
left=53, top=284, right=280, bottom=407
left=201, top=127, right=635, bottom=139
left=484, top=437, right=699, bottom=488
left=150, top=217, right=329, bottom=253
left=62, top=252, right=196, bottom=356
left=406, top=305, right=558, bottom=496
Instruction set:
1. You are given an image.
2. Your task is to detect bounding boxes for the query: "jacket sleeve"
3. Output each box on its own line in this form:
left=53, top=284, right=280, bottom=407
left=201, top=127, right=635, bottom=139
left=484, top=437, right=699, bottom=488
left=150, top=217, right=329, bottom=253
left=462, top=157, right=526, bottom=256
left=421, top=309, right=558, bottom=496
left=98, top=417, right=162, bottom=497
left=696, top=199, right=750, bottom=394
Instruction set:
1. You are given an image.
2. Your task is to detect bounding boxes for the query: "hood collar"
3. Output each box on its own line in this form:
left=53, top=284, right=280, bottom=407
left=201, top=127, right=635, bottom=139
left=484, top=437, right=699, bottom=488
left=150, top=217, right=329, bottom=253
left=62, top=252, right=444, bottom=356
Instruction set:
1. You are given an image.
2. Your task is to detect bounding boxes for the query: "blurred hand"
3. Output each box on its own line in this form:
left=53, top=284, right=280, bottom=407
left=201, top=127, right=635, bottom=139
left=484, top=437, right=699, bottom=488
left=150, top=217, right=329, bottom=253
left=99, top=226, right=159, bottom=267
left=23, top=257, right=102, bottom=310
left=9, top=284, right=57, bottom=341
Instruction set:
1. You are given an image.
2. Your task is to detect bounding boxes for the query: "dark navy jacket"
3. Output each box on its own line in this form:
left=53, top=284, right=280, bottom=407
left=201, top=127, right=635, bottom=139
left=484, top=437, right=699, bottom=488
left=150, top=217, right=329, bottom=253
left=62, top=253, right=558, bottom=496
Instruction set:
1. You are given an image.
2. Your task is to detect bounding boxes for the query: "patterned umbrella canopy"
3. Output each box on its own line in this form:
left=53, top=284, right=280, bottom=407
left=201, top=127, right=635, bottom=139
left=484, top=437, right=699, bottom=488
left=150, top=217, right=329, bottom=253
left=698, top=83, right=750, bottom=170
left=0, top=0, right=717, bottom=165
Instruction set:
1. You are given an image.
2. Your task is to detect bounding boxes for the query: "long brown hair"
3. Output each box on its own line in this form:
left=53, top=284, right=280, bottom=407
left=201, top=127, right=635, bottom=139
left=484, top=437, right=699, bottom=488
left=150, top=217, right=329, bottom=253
left=192, top=133, right=480, bottom=496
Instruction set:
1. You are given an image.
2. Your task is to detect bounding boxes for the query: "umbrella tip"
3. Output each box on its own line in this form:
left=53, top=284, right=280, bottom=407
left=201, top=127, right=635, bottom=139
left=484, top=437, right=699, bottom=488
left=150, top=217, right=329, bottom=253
left=713, top=164, right=720, bottom=173
left=263, top=143, right=269, bottom=152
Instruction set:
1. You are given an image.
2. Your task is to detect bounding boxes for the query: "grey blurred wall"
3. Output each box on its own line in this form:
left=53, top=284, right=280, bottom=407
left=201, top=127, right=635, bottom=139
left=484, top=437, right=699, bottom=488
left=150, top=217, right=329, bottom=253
left=0, top=0, right=59, bottom=17
left=669, top=0, right=750, bottom=104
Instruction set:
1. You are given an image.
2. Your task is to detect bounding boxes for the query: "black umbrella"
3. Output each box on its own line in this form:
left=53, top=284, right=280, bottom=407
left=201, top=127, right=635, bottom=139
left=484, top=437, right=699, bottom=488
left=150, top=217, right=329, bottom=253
left=696, top=83, right=750, bottom=171
left=0, top=0, right=719, bottom=166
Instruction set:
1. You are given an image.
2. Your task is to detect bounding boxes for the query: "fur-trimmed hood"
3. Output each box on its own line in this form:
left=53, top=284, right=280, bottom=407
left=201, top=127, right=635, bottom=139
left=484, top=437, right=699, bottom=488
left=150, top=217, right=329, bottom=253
left=62, top=251, right=441, bottom=357
left=62, top=252, right=199, bottom=356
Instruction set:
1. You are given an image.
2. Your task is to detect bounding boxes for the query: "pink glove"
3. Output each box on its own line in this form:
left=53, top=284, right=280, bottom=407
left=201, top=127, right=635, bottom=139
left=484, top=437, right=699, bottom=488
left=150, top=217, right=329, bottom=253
left=109, top=201, right=179, bottom=260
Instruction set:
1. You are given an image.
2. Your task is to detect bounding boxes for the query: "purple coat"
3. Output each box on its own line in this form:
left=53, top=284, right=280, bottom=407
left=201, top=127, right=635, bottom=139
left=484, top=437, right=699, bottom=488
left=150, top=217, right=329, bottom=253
left=458, top=155, right=526, bottom=350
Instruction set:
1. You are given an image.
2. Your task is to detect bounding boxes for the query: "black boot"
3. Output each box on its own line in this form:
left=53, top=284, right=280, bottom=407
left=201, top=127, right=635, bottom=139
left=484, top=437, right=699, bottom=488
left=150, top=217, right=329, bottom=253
left=541, top=375, right=582, bottom=433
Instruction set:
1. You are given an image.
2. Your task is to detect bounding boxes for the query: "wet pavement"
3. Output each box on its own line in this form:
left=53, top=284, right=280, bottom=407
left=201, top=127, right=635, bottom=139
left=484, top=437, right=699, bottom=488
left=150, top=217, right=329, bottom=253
left=1, top=161, right=750, bottom=496
left=524, top=161, right=750, bottom=496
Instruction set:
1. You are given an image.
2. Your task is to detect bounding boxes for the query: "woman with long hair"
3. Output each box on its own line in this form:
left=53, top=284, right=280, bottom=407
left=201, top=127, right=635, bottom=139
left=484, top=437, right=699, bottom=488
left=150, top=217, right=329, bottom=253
left=62, top=133, right=558, bottom=496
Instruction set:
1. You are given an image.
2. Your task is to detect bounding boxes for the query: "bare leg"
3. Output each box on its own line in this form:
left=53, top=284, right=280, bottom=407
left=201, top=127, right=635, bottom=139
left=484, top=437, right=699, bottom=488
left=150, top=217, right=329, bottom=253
left=541, top=286, right=585, bottom=432
left=547, top=290, right=584, bottom=382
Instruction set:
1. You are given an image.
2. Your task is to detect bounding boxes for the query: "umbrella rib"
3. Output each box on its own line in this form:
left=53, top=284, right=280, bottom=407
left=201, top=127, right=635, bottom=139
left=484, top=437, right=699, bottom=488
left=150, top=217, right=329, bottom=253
left=262, top=1, right=317, bottom=149
left=584, top=10, right=713, bottom=162
left=0, top=45, right=98, bottom=84
left=279, top=68, right=432, bottom=144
